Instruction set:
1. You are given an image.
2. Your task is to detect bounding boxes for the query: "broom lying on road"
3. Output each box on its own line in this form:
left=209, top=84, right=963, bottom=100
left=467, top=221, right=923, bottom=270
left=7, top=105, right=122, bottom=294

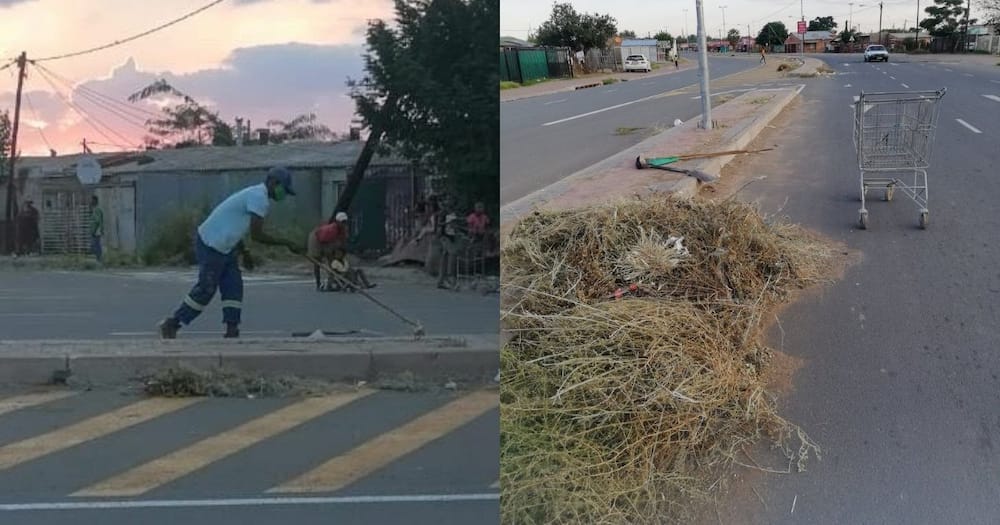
left=635, top=147, right=775, bottom=183
left=304, top=254, right=425, bottom=339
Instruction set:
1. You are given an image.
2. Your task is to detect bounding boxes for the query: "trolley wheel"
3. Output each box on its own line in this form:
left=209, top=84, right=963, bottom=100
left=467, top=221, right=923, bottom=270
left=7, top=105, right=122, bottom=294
left=859, top=210, right=869, bottom=230
left=884, top=186, right=894, bottom=202
left=919, top=211, right=928, bottom=229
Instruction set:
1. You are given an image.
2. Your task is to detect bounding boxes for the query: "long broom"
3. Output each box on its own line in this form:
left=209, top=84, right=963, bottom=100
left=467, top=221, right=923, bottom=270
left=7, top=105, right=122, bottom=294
left=304, top=254, right=426, bottom=338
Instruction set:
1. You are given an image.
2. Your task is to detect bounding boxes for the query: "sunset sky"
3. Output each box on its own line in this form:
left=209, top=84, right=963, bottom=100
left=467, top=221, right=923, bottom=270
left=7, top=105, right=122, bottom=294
left=0, top=0, right=394, bottom=156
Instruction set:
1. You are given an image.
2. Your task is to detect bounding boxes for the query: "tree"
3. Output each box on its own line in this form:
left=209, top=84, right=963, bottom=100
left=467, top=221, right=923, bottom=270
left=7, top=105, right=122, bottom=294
left=129, top=79, right=230, bottom=148
left=727, top=29, right=740, bottom=48
left=808, top=16, right=837, bottom=31
left=534, top=3, right=617, bottom=52
left=756, top=21, right=789, bottom=48
left=840, top=28, right=859, bottom=44
left=653, top=30, right=673, bottom=42
left=984, top=0, right=1000, bottom=28
left=620, top=29, right=636, bottom=39
left=266, top=114, right=334, bottom=144
left=337, top=0, right=497, bottom=219
left=920, top=0, right=974, bottom=37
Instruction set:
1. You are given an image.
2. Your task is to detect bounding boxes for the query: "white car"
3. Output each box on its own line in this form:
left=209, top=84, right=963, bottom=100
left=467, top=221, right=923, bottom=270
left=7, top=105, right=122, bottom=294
left=623, top=54, right=651, bottom=72
left=863, top=44, right=889, bottom=62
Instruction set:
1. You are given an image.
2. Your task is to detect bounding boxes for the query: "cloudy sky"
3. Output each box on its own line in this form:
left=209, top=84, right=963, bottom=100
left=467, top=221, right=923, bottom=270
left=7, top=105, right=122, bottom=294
left=0, top=0, right=393, bottom=155
left=503, top=0, right=931, bottom=42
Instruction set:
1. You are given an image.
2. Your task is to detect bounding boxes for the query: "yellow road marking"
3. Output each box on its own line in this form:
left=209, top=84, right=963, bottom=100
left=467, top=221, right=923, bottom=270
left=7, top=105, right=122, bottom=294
left=0, top=390, right=79, bottom=417
left=0, top=397, right=200, bottom=472
left=270, top=390, right=498, bottom=494
left=74, top=390, right=374, bottom=497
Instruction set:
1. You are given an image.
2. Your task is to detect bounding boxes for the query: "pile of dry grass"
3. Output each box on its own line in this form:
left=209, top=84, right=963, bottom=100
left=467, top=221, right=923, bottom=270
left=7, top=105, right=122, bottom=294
left=500, top=196, right=833, bottom=524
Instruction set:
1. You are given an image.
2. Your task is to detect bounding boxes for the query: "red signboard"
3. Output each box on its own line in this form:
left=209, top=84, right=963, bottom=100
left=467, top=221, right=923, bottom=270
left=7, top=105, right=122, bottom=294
left=797, top=20, right=807, bottom=34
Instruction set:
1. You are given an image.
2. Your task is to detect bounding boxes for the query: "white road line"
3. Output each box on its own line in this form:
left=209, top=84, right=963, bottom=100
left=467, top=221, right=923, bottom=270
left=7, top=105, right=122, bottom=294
left=604, top=89, right=618, bottom=93
left=964, top=73, right=974, bottom=77
left=890, top=63, right=899, bottom=67
left=543, top=98, right=567, bottom=105
left=853, top=96, right=860, bottom=102
left=890, top=76, right=896, bottom=80
left=882, top=71, right=888, bottom=75
left=0, top=494, right=502, bottom=512
left=901, top=83, right=910, bottom=89
left=955, top=119, right=983, bottom=134
left=982, top=94, right=1000, bottom=103
left=992, top=80, right=1000, bottom=84
left=844, top=84, right=852, bottom=88
left=945, top=68, right=953, bottom=72
left=542, top=91, right=676, bottom=126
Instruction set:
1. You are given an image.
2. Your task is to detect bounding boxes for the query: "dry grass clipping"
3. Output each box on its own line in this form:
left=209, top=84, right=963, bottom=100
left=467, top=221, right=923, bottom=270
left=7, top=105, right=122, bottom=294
left=501, top=196, right=833, bottom=524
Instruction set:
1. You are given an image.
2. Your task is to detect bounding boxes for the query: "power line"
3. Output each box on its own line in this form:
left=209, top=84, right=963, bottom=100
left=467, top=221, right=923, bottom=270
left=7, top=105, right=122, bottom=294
left=34, top=0, right=227, bottom=62
left=31, top=64, right=137, bottom=151
left=22, top=91, right=56, bottom=152
left=33, top=63, right=162, bottom=120
left=33, top=64, right=154, bottom=130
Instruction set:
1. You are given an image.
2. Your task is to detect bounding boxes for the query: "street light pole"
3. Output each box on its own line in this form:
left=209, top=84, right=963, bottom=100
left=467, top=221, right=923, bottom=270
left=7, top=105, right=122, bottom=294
left=696, top=0, right=712, bottom=130
left=915, top=0, right=921, bottom=50
left=720, top=5, right=728, bottom=50
left=683, top=8, right=690, bottom=49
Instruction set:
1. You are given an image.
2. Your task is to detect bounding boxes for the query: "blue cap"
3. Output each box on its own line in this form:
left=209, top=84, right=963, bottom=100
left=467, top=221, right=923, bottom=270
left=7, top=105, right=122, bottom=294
left=266, top=166, right=296, bottom=196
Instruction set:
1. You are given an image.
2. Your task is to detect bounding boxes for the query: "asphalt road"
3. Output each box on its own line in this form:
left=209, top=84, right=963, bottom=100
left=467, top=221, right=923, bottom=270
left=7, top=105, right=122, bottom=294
left=0, top=387, right=499, bottom=525
left=0, top=269, right=498, bottom=340
left=712, top=54, right=1000, bottom=524
left=500, top=54, right=760, bottom=204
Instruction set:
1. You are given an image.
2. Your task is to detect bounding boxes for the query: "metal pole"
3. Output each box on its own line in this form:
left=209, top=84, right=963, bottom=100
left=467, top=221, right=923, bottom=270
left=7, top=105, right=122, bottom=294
left=963, top=0, right=971, bottom=52
left=720, top=5, right=728, bottom=51
left=915, top=0, right=920, bottom=50
left=4, top=51, right=26, bottom=255
left=695, top=0, right=712, bottom=130
left=878, top=2, right=884, bottom=45
left=800, top=0, right=805, bottom=57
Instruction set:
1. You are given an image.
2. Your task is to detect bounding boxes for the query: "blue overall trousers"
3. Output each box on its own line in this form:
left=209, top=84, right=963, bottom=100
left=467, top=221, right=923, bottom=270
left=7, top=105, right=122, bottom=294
left=173, top=235, right=243, bottom=326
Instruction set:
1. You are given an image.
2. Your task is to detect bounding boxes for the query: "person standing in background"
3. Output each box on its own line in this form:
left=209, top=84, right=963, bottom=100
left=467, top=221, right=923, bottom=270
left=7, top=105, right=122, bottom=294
left=90, top=195, right=104, bottom=263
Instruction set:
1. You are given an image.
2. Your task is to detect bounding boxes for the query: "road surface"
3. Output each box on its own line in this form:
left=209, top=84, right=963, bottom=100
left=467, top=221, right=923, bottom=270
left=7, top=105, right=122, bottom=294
left=709, top=53, right=1000, bottom=524
left=0, top=269, right=498, bottom=340
left=0, top=387, right=498, bottom=525
left=501, top=55, right=760, bottom=204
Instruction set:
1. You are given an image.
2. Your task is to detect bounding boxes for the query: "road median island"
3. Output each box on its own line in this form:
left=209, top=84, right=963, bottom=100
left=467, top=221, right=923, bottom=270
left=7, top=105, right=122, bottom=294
left=498, top=84, right=842, bottom=522
left=0, top=334, right=499, bottom=388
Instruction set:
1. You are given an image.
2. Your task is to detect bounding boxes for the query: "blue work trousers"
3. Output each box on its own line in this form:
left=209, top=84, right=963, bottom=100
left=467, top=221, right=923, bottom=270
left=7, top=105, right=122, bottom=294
left=173, top=235, right=243, bottom=326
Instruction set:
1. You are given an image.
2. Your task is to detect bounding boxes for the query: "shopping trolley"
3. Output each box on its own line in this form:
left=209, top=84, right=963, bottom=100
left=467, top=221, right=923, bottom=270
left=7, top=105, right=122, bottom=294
left=853, top=88, right=946, bottom=229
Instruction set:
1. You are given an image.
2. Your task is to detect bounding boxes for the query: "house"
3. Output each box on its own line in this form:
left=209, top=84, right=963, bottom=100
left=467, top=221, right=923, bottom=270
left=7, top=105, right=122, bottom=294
left=620, top=39, right=660, bottom=63
left=784, top=30, right=835, bottom=53
left=0, top=142, right=433, bottom=257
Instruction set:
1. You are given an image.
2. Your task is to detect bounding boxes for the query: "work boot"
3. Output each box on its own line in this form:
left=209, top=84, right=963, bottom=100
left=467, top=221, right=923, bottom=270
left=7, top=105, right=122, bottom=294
left=158, top=317, right=180, bottom=339
left=224, top=323, right=240, bottom=339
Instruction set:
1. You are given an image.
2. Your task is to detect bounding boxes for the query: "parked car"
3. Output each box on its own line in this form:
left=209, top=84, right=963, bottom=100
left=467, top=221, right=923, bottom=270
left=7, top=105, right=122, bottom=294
left=623, top=54, right=651, bottom=72
left=863, top=44, right=889, bottom=62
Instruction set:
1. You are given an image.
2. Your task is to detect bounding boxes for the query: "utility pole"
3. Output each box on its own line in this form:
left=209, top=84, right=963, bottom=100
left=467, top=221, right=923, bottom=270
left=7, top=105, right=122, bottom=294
left=695, top=0, right=712, bottom=130
left=720, top=5, right=728, bottom=51
left=4, top=51, right=26, bottom=255
left=748, top=23, right=752, bottom=53
left=878, top=2, right=884, bottom=45
left=684, top=8, right=689, bottom=49
left=963, top=0, right=972, bottom=52
left=915, top=0, right=921, bottom=50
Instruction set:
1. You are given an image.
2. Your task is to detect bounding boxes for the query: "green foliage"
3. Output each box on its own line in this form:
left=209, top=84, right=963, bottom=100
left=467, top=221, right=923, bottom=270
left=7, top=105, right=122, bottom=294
left=756, top=21, right=789, bottom=48
left=0, top=110, right=9, bottom=182
left=920, top=0, right=975, bottom=37
left=653, top=30, right=673, bottom=42
left=533, top=3, right=617, bottom=52
left=727, top=29, right=740, bottom=47
left=350, top=0, right=498, bottom=213
left=141, top=205, right=210, bottom=266
left=840, top=29, right=860, bottom=44
left=808, top=16, right=837, bottom=31
left=265, top=113, right=335, bottom=144
left=211, top=121, right=236, bottom=147
left=619, top=29, right=636, bottom=39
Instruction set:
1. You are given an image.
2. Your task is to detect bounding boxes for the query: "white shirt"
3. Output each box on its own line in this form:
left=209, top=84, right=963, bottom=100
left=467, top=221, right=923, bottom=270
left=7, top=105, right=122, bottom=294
left=197, top=183, right=270, bottom=254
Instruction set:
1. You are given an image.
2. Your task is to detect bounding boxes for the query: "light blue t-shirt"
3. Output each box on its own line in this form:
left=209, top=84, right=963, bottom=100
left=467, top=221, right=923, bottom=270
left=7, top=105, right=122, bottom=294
left=197, top=183, right=271, bottom=254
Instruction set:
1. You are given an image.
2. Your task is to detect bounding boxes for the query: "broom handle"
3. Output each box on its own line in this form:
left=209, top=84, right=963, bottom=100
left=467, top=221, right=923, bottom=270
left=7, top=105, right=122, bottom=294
left=673, top=148, right=773, bottom=161
left=304, top=254, right=422, bottom=329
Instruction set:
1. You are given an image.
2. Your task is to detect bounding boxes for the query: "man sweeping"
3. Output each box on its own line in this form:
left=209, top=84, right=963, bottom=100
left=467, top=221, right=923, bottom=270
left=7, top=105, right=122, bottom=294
left=158, top=167, right=303, bottom=339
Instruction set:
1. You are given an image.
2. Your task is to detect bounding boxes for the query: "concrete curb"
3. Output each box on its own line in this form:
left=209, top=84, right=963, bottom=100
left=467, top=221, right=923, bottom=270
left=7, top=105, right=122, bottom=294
left=0, top=334, right=499, bottom=386
left=575, top=82, right=601, bottom=90
left=787, top=57, right=829, bottom=78
left=501, top=84, right=804, bottom=229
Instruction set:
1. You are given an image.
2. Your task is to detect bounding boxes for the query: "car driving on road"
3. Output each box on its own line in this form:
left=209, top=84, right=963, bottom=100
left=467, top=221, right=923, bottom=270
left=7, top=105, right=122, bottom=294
left=863, top=44, right=889, bottom=62
left=623, top=54, right=651, bottom=73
